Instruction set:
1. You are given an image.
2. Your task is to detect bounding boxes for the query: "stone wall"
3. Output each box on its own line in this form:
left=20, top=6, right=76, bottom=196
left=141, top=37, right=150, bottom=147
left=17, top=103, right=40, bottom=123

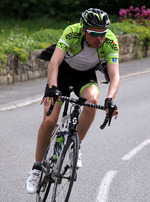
left=0, top=34, right=150, bottom=85
left=0, top=50, right=49, bottom=85
left=117, top=34, right=150, bottom=62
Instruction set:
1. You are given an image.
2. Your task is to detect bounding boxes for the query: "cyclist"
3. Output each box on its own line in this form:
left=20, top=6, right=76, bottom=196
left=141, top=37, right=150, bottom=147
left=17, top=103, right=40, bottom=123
left=26, top=8, right=120, bottom=194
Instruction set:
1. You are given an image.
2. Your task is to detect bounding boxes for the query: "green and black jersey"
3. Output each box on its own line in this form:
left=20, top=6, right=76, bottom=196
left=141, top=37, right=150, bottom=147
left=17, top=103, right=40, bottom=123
left=56, top=23, right=119, bottom=71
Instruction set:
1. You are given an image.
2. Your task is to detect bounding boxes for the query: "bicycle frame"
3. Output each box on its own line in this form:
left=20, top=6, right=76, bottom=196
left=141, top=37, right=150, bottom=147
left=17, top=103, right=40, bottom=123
left=37, top=91, right=111, bottom=202
left=52, top=97, right=81, bottom=164
left=41, top=94, right=106, bottom=174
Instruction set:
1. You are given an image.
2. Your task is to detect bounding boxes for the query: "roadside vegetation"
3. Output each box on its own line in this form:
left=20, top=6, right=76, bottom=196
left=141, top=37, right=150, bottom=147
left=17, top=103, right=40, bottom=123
left=0, top=18, right=67, bottom=68
left=0, top=4, right=150, bottom=72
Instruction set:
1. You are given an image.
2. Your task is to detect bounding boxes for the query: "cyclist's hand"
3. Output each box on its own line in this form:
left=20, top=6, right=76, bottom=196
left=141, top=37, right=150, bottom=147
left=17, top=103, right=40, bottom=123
left=104, top=98, right=118, bottom=119
left=41, top=84, right=61, bottom=106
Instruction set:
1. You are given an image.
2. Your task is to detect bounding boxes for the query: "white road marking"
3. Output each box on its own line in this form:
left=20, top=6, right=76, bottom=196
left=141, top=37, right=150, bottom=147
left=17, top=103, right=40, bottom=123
left=121, top=139, right=150, bottom=161
left=96, top=139, right=150, bottom=202
left=96, top=170, right=117, bottom=202
left=0, top=94, right=42, bottom=111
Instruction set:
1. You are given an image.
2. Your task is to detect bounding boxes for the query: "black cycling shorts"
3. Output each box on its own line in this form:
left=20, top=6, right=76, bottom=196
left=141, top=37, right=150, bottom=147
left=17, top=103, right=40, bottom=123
left=58, top=61, right=99, bottom=97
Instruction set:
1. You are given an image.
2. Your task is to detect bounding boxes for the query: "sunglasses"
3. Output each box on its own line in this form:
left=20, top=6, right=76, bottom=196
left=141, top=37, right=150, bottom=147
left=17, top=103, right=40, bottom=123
left=86, top=29, right=108, bottom=37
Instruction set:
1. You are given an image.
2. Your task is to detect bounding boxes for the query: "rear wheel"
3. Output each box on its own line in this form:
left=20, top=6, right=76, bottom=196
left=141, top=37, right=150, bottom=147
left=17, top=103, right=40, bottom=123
left=51, top=131, right=79, bottom=202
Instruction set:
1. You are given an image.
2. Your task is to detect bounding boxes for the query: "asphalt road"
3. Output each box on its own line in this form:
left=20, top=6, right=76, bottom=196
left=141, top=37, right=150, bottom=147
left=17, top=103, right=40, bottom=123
left=0, top=58, right=150, bottom=202
left=0, top=57, right=150, bottom=111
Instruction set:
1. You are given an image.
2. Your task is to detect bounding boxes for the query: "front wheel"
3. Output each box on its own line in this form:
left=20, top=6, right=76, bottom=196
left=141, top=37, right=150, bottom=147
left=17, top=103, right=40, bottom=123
left=36, top=125, right=59, bottom=202
left=51, top=131, right=79, bottom=202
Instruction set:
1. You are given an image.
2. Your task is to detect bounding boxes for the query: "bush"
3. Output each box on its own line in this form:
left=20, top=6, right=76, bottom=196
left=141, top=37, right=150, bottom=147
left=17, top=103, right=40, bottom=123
left=0, top=0, right=150, bottom=20
left=31, top=28, right=63, bottom=44
left=110, top=21, right=150, bottom=41
left=0, top=8, right=150, bottom=69
left=119, top=5, right=150, bottom=26
left=0, top=47, right=7, bottom=66
left=0, top=25, right=63, bottom=67
left=115, top=5, right=150, bottom=45
left=1, top=25, right=34, bottom=64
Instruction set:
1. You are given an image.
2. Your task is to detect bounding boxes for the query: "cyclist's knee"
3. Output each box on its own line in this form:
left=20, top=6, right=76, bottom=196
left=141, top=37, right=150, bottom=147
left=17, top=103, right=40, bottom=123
left=80, top=86, right=99, bottom=104
left=83, top=94, right=99, bottom=106
left=87, top=96, right=98, bottom=105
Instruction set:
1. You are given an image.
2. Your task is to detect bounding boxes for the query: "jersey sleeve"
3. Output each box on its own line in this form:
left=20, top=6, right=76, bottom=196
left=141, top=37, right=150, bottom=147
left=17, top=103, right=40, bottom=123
left=56, top=25, right=74, bottom=53
left=99, top=30, right=119, bottom=64
left=105, top=37, right=119, bottom=64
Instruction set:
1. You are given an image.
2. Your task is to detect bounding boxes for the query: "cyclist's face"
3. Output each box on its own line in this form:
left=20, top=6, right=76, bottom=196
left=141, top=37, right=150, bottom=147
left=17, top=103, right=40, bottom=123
left=83, top=27, right=107, bottom=48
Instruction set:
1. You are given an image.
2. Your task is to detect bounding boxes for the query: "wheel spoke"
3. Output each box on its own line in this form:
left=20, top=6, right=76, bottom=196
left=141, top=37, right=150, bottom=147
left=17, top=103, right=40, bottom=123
left=51, top=133, right=79, bottom=202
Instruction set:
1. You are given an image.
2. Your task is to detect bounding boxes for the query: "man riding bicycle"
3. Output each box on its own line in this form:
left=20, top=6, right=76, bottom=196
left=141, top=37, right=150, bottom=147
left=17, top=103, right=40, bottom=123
left=26, top=8, right=120, bottom=194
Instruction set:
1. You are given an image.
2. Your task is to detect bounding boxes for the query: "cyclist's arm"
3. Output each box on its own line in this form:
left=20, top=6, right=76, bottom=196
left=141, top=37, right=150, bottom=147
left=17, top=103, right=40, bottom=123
left=107, top=63, right=120, bottom=99
left=41, top=47, right=66, bottom=106
left=48, top=47, right=66, bottom=88
left=106, top=63, right=120, bottom=118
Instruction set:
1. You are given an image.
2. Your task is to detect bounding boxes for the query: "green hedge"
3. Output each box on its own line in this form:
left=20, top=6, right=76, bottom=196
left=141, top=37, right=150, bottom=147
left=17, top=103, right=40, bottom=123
left=0, top=0, right=150, bottom=20
left=0, top=20, right=150, bottom=71
left=0, top=26, right=64, bottom=67
left=110, top=21, right=150, bottom=42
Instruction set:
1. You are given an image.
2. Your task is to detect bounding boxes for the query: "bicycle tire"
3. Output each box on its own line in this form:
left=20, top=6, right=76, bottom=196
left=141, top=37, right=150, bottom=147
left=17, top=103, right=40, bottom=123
left=36, top=180, right=51, bottom=202
left=51, top=131, right=79, bottom=202
left=36, top=125, right=59, bottom=202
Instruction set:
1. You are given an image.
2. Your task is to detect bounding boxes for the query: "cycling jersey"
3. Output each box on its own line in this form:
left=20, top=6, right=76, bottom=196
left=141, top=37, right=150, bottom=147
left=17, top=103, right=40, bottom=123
left=64, top=41, right=99, bottom=71
left=56, top=23, right=119, bottom=71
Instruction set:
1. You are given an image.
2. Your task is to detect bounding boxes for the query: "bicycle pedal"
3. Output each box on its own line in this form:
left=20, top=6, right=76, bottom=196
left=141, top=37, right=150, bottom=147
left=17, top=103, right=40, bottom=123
left=55, top=173, right=62, bottom=178
left=54, top=173, right=62, bottom=184
left=50, top=177, right=55, bottom=184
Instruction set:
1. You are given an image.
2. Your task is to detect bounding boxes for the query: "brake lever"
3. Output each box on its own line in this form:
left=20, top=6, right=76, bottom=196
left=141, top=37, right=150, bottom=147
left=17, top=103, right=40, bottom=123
left=46, top=92, right=60, bottom=116
left=46, top=104, right=54, bottom=116
left=100, top=114, right=109, bottom=130
left=100, top=107, right=115, bottom=129
left=108, top=110, right=113, bottom=126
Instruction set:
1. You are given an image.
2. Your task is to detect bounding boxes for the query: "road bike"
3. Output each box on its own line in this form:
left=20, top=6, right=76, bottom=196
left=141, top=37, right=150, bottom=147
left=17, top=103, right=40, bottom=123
left=36, top=87, right=111, bottom=202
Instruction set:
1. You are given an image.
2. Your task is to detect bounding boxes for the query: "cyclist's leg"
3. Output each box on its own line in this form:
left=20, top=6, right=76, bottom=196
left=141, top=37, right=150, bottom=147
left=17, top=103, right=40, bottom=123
left=77, top=83, right=99, bottom=141
left=34, top=62, right=73, bottom=164
left=27, top=61, right=71, bottom=194
left=26, top=101, right=62, bottom=194
left=72, top=66, right=100, bottom=142
left=35, top=102, right=61, bottom=163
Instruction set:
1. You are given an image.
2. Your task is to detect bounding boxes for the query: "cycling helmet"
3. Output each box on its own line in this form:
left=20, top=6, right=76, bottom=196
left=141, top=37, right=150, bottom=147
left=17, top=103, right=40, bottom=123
left=80, top=8, right=110, bottom=28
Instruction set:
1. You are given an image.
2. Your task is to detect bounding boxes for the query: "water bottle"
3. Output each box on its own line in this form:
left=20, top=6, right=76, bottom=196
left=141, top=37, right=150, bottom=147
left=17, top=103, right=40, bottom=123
left=52, top=132, right=65, bottom=161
